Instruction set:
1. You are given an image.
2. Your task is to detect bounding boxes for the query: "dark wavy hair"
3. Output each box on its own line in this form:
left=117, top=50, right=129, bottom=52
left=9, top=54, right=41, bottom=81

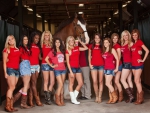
left=19, top=35, right=31, bottom=56
left=92, top=33, right=102, bottom=49
left=102, top=38, right=113, bottom=54
left=52, top=38, right=65, bottom=57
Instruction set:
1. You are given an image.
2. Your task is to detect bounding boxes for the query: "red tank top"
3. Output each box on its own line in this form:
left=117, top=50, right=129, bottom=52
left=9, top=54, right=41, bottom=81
left=102, top=52, right=115, bottom=70
left=121, top=44, right=131, bottom=63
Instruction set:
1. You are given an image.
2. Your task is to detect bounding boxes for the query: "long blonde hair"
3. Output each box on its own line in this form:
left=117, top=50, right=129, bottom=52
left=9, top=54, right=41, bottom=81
left=66, top=36, right=75, bottom=55
left=121, top=30, right=132, bottom=47
left=4, top=35, right=17, bottom=53
left=41, top=30, right=53, bottom=47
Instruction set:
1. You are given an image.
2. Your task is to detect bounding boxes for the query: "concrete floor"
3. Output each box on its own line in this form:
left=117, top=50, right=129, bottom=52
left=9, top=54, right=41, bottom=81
left=0, top=87, right=150, bottom=113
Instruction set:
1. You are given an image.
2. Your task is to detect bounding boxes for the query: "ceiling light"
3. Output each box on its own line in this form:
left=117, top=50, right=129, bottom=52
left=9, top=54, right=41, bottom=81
left=114, top=11, right=118, bottom=15
left=36, top=14, right=41, bottom=18
left=79, top=4, right=84, bottom=7
left=78, top=12, right=83, bottom=14
left=109, top=18, right=111, bottom=20
left=127, top=1, right=131, bottom=3
left=24, top=5, right=29, bottom=7
left=122, top=4, right=127, bottom=7
left=45, top=20, right=47, bottom=22
left=27, top=7, right=33, bottom=11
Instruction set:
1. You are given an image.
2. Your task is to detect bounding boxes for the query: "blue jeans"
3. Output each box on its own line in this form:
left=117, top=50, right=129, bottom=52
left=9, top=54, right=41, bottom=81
left=132, top=65, right=144, bottom=70
left=68, top=68, right=81, bottom=73
left=41, top=64, right=53, bottom=71
left=123, top=63, right=132, bottom=69
left=20, top=60, right=31, bottom=76
left=7, top=68, right=19, bottom=77
left=91, top=66, right=104, bottom=71
left=104, top=69, right=115, bottom=76
left=54, top=70, right=67, bottom=76
left=31, top=65, right=40, bottom=74
left=118, top=65, right=123, bottom=71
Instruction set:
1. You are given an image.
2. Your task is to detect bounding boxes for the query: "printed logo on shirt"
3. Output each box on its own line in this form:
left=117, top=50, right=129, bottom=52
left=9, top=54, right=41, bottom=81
left=102, top=54, right=107, bottom=59
left=131, top=48, right=136, bottom=52
left=32, top=46, right=38, bottom=48
left=121, top=48, right=125, bottom=52
left=94, top=47, right=99, bottom=49
left=57, top=54, right=64, bottom=63
left=14, top=49, right=19, bottom=52
left=73, top=49, right=79, bottom=52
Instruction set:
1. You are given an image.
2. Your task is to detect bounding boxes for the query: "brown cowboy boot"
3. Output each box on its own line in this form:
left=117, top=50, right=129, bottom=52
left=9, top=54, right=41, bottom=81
left=60, top=94, right=65, bottom=106
left=134, top=91, right=139, bottom=104
left=21, top=95, right=32, bottom=109
left=28, top=90, right=35, bottom=107
left=125, top=88, right=134, bottom=103
left=118, top=90, right=124, bottom=102
left=13, top=92, right=22, bottom=103
left=98, top=91, right=102, bottom=103
left=34, top=92, right=43, bottom=106
left=5, top=97, right=13, bottom=112
left=106, top=92, right=113, bottom=104
left=10, top=97, right=18, bottom=112
left=55, top=94, right=62, bottom=106
left=111, top=91, right=118, bottom=104
left=135, top=91, right=144, bottom=105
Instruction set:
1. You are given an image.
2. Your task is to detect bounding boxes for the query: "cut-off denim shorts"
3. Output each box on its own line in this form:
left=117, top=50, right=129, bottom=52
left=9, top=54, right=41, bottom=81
left=104, top=69, right=115, bottom=76
left=132, top=65, right=144, bottom=70
left=91, top=66, right=104, bottom=71
left=123, top=63, right=132, bottom=69
left=68, top=67, right=81, bottom=74
left=31, top=65, right=40, bottom=74
left=54, top=70, right=67, bottom=76
left=41, top=64, right=53, bottom=71
left=7, top=68, right=19, bottom=77
left=19, top=60, right=31, bottom=76
left=118, top=64, right=123, bottom=71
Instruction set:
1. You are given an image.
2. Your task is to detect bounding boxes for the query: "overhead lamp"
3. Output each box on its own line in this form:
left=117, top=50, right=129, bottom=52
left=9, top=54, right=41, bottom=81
left=108, top=18, right=111, bottom=20
left=127, top=1, right=131, bottom=3
left=78, top=12, right=83, bottom=14
left=114, top=11, right=118, bottom=15
left=27, top=7, right=33, bottom=11
left=122, top=4, right=127, bottom=7
left=36, top=14, right=41, bottom=18
left=24, top=5, right=29, bottom=7
left=45, top=20, right=47, bottom=22
left=79, top=4, right=84, bottom=7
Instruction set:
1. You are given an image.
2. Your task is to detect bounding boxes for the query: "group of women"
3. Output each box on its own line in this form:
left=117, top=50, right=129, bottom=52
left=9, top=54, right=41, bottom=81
left=3, top=29, right=149, bottom=112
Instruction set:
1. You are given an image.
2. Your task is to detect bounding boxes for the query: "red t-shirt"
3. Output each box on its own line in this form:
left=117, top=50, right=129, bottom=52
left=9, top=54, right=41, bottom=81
left=113, top=43, right=122, bottom=66
left=121, top=44, right=131, bottom=63
left=131, top=40, right=144, bottom=66
left=102, top=52, right=115, bottom=70
left=66, top=46, right=80, bottom=68
left=29, top=43, right=40, bottom=65
left=3, top=47, right=20, bottom=69
left=19, top=47, right=30, bottom=60
left=79, top=44, right=89, bottom=67
left=47, top=50, right=66, bottom=70
left=89, top=44, right=104, bottom=66
left=42, top=44, right=52, bottom=64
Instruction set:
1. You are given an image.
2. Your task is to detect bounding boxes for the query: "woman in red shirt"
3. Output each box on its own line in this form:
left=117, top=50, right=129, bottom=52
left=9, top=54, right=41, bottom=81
left=111, top=33, right=123, bottom=102
left=131, top=29, right=149, bottom=104
left=66, top=36, right=88, bottom=104
left=41, top=31, right=54, bottom=105
left=28, top=32, right=43, bottom=107
left=3, top=35, right=20, bottom=112
left=120, top=30, right=134, bottom=103
left=102, top=38, right=119, bottom=104
left=88, top=33, right=104, bottom=103
left=45, top=38, right=66, bottom=106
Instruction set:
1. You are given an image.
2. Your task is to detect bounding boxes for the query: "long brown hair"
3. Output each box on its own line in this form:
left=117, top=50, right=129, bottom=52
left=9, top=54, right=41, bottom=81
left=102, top=38, right=113, bottom=54
left=92, top=33, right=102, bottom=49
left=131, top=29, right=141, bottom=43
left=111, top=33, right=120, bottom=44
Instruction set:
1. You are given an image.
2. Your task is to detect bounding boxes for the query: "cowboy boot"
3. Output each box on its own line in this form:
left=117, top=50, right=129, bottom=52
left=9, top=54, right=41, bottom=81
left=106, top=92, right=113, bottom=104
left=20, top=95, right=32, bottom=109
left=34, top=92, right=43, bottom=106
left=44, top=91, right=52, bottom=105
left=60, top=94, right=65, bottom=106
left=10, top=97, right=18, bottom=112
left=5, top=97, right=13, bottom=112
left=95, top=91, right=99, bottom=103
left=125, top=88, right=134, bottom=103
left=55, top=94, right=62, bottom=106
left=110, top=91, right=118, bottom=104
left=13, top=92, right=22, bottom=103
left=28, top=90, right=35, bottom=107
left=69, top=92, right=80, bottom=104
left=118, top=90, right=124, bottom=102
left=98, top=91, right=102, bottom=103
left=134, top=91, right=139, bottom=104
left=135, top=91, right=144, bottom=105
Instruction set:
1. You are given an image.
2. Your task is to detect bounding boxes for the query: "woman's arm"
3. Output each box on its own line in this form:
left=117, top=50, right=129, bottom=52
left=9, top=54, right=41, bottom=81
left=112, top=48, right=119, bottom=72
left=140, top=45, right=149, bottom=63
left=116, top=48, right=121, bottom=61
left=88, top=49, right=93, bottom=69
left=45, top=56, right=57, bottom=68
left=3, top=52, right=8, bottom=79
left=66, top=54, right=74, bottom=77
left=79, top=40, right=88, bottom=51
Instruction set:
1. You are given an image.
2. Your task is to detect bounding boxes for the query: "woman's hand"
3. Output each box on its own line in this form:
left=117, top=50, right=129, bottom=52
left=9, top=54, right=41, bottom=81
left=51, top=64, right=58, bottom=68
left=137, top=59, right=144, bottom=63
left=70, top=72, right=74, bottom=78
left=4, top=73, right=9, bottom=79
left=113, top=68, right=118, bottom=73
left=89, top=64, right=93, bottom=69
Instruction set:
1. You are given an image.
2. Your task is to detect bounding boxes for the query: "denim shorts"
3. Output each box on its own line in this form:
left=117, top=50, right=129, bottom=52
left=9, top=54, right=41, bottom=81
left=118, top=65, right=123, bottom=71
left=41, top=64, right=53, bottom=71
left=54, top=70, right=67, bottom=76
left=91, top=66, right=104, bottom=71
left=7, top=68, right=19, bottom=77
left=68, top=67, right=81, bottom=73
left=20, top=60, right=31, bottom=76
left=132, top=65, right=144, bottom=70
left=123, top=63, right=132, bottom=69
left=31, top=65, right=40, bottom=74
left=104, top=69, right=115, bottom=76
